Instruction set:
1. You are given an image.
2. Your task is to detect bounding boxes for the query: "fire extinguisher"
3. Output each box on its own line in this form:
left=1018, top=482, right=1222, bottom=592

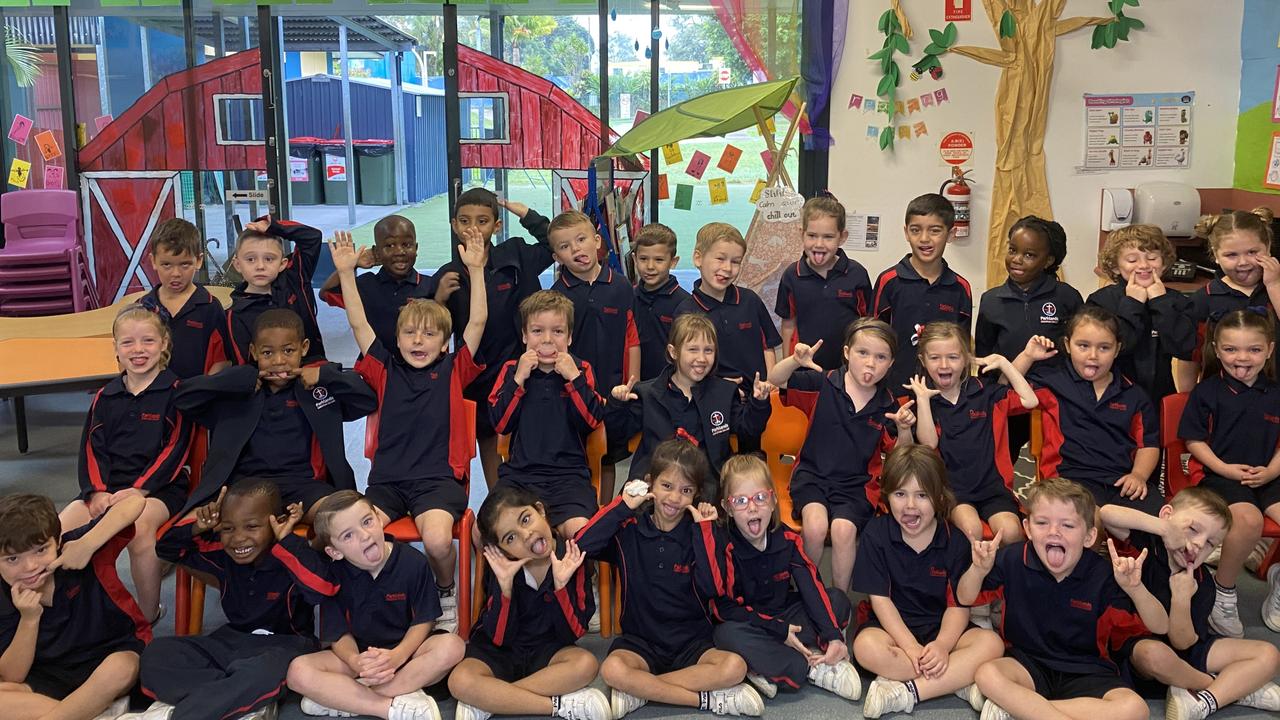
left=940, top=168, right=973, bottom=239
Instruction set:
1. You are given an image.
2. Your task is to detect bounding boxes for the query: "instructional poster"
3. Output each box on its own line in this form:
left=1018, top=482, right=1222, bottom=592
left=843, top=213, right=881, bottom=252
left=1082, top=91, right=1194, bottom=171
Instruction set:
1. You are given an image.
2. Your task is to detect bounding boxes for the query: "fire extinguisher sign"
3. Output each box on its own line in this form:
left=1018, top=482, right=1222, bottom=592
left=939, top=131, right=974, bottom=166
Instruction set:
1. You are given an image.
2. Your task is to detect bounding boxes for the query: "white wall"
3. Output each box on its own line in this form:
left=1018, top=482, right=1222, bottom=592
left=829, top=0, right=1243, bottom=294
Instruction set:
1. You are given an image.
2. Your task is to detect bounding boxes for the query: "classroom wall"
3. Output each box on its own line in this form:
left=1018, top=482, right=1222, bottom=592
left=829, top=0, right=1243, bottom=294
left=1233, top=0, right=1280, bottom=194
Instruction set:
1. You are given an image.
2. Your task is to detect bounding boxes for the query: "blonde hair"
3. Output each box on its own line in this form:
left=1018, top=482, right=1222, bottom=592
left=548, top=210, right=595, bottom=237
left=1168, top=486, right=1232, bottom=532
left=880, top=444, right=955, bottom=519
left=1098, top=224, right=1177, bottom=283
left=518, top=290, right=574, bottom=330
left=694, top=222, right=747, bottom=255
left=802, top=195, right=846, bottom=233
left=667, top=313, right=717, bottom=362
left=1195, top=207, right=1275, bottom=255
left=720, top=454, right=780, bottom=531
left=395, top=298, right=452, bottom=338
left=113, top=303, right=172, bottom=370
left=915, top=321, right=973, bottom=372
left=1026, top=477, right=1097, bottom=532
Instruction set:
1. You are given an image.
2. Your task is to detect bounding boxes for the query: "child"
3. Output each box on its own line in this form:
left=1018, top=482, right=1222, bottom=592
left=576, top=439, right=763, bottom=718
left=490, top=290, right=604, bottom=539
left=1177, top=309, right=1280, bottom=638
left=775, top=194, right=871, bottom=371
left=224, top=215, right=326, bottom=366
left=286, top=491, right=465, bottom=720
left=631, top=223, right=691, bottom=381
left=675, top=222, right=781, bottom=454
left=319, top=214, right=436, bottom=352
left=612, top=313, right=772, bottom=488
left=448, top=485, right=609, bottom=720
left=333, top=229, right=486, bottom=632
left=910, top=321, right=1037, bottom=544
left=174, top=309, right=377, bottom=520
left=698, top=454, right=858, bottom=701
left=1012, top=306, right=1162, bottom=515
left=873, top=193, right=973, bottom=393
left=852, top=445, right=1005, bottom=717
left=957, top=478, right=1168, bottom=720
left=0, top=493, right=149, bottom=720
left=1100, top=488, right=1280, bottom=719
left=139, top=217, right=230, bottom=378
left=133, top=480, right=329, bottom=720
left=767, top=318, right=917, bottom=591
left=433, top=190, right=553, bottom=489
left=61, top=304, right=192, bottom=623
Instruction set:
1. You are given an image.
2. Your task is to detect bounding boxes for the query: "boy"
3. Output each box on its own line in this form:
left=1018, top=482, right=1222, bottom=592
left=286, top=491, right=465, bottom=720
left=0, top=493, right=149, bottom=720
left=1100, top=487, right=1280, bottom=719
left=130, top=480, right=329, bottom=720
left=958, top=477, right=1169, bottom=720
left=873, top=193, right=973, bottom=393
left=433, top=190, right=553, bottom=489
left=174, top=309, right=377, bottom=519
left=675, top=222, right=781, bottom=453
left=631, top=223, right=690, bottom=381
left=548, top=210, right=640, bottom=496
left=225, top=215, right=326, bottom=366
left=319, top=214, right=436, bottom=352
left=490, top=290, right=605, bottom=539
left=140, top=217, right=231, bottom=378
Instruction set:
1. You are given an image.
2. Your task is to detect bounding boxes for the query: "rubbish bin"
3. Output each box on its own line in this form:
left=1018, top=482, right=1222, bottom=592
left=321, top=143, right=358, bottom=205
left=355, top=140, right=396, bottom=206
left=289, top=138, right=324, bottom=205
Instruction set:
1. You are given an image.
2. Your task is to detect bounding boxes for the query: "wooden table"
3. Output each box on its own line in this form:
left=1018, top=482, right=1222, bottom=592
left=0, top=337, right=119, bottom=453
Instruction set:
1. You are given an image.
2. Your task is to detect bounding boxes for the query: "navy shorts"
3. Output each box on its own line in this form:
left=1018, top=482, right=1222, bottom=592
left=601, top=404, right=636, bottom=465
left=272, top=478, right=337, bottom=514
left=789, top=472, right=875, bottom=530
left=609, top=633, right=715, bottom=676
left=1010, top=647, right=1127, bottom=701
left=495, top=475, right=597, bottom=529
left=465, top=636, right=569, bottom=682
left=1199, top=475, right=1280, bottom=513
left=955, top=487, right=1021, bottom=522
left=1081, top=479, right=1162, bottom=516
left=367, top=478, right=467, bottom=522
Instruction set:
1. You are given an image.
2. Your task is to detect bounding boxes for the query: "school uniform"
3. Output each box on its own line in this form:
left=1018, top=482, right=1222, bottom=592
left=0, top=520, right=150, bottom=700
left=224, top=219, right=326, bottom=365
left=1087, top=283, right=1196, bottom=403
left=139, top=285, right=230, bottom=378
left=928, top=378, right=1023, bottom=519
left=872, top=256, right=973, bottom=393
left=174, top=363, right=376, bottom=513
left=1178, top=372, right=1280, bottom=510
left=696, top=521, right=850, bottom=691
left=774, top=250, right=872, bottom=371
left=634, top=275, right=691, bottom=381
left=783, top=368, right=898, bottom=529
left=319, top=266, right=436, bottom=353
left=975, top=275, right=1082, bottom=361
left=1187, top=278, right=1275, bottom=364
left=317, top=538, right=442, bottom=650
left=79, top=369, right=192, bottom=517
left=356, top=340, right=484, bottom=521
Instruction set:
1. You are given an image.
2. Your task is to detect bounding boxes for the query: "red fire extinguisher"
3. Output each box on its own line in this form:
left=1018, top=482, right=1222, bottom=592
left=940, top=168, right=973, bottom=240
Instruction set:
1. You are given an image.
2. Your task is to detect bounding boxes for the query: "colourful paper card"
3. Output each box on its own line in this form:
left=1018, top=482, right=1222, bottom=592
left=717, top=145, right=742, bottom=173
left=34, top=130, right=60, bottom=161
left=43, top=165, right=63, bottom=189
left=674, top=183, right=694, bottom=210
left=761, top=149, right=775, bottom=174
left=662, top=142, right=682, bottom=164
left=750, top=179, right=768, bottom=204
left=657, top=173, right=669, bottom=200
left=7, top=115, right=32, bottom=145
left=685, top=150, right=711, bottom=180
left=708, top=178, right=728, bottom=205
left=9, top=158, right=30, bottom=188
left=94, top=115, right=114, bottom=132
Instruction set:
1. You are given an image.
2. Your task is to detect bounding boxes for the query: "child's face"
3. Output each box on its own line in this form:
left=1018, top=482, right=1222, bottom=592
left=1064, top=321, right=1118, bottom=383
left=669, top=333, right=716, bottom=384
left=1022, top=497, right=1096, bottom=580
left=522, top=310, right=572, bottom=367
left=1159, top=504, right=1226, bottom=571
left=150, top=248, right=202, bottom=295
left=1114, top=244, right=1165, bottom=288
left=115, top=318, right=164, bottom=377
left=1005, top=227, right=1053, bottom=287
left=692, top=240, right=745, bottom=293
left=451, top=204, right=501, bottom=245
left=802, top=214, right=845, bottom=272
left=845, top=331, right=893, bottom=388
left=250, top=327, right=309, bottom=389
left=635, top=244, right=678, bottom=289
left=217, top=493, right=276, bottom=566
left=323, top=501, right=388, bottom=571
left=550, top=222, right=601, bottom=277
left=920, top=336, right=965, bottom=391
left=649, top=467, right=697, bottom=525
left=904, top=213, right=951, bottom=266
left=1213, top=326, right=1273, bottom=386
left=1214, top=231, right=1268, bottom=288
left=397, top=322, right=448, bottom=369
left=0, top=537, right=56, bottom=591
left=723, top=474, right=775, bottom=544
left=489, top=503, right=554, bottom=561
left=374, top=225, right=418, bottom=279
left=232, top=237, right=287, bottom=291
left=887, top=475, right=936, bottom=541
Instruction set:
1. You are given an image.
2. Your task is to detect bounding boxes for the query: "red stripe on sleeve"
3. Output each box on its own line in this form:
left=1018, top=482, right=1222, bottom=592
left=698, top=521, right=725, bottom=596
left=133, top=412, right=191, bottom=489
left=492, top=594, right=511, bottom=646
left=84, top=391, right=107, bottom=492
left=270, top=543, right=341, bottom=596
left=555, top=586, right=587, bottom=638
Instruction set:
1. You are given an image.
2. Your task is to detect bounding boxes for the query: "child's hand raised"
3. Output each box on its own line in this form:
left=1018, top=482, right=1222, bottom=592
left=885, top=399, right=916, bottom=431
left=971, top=530, right=1002, bottom=573
left=1108, top=538, right=1148, bottom=591
left=513, top=350, right=539, bottom=386
left=269, top=502, right=304, bottom=541
left=974, top=354, right=1011, bottom=376
left=483, top=545, right=530, bottom=596
left=497, top=197, right=529, bottom=218
left=905, top=374, right=939, bottom=401
left=1023, top=335, right=1057, bottom=362
left=1125, top=274, right=1149, bottom=303
left=612, top=377, right=639, bottom=403
left=751, top=373, right=775, bottom=401
left=1260, top=254, right=1280, bottom=288
left=621, top=480, right=653, bottom=510
left=245, top=216, right=272, bottom=233
left=550, top=539, right=584, bottom=590
left=792, top=340, right=823, bottom=371
left=554, top=352, right=581, bottom=381
left=193, top=487, right=227, bottom=534
left=687, top=502, right=718, bottom=523
left=433, top=271, right=461, bottom=304
left=329, top=231, right=359, bottom=273
left=459, top=227, right=487, bottom=270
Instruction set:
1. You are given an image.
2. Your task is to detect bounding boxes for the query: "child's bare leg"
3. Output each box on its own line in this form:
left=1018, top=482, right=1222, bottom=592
left=416, top=510, right=458, bottom=589
left=56, top=501, right=91, bottom=534
left=43, top=650, right=138, bottom=720
left=287, top=650, right=394, bottom=718
left=950, top=505, right=984, bottom=542
left=557, top=518, right=588, bottom=541
left=975, top=657, right=1072, bottom=720
left=1200, top=637, right=1280, bottom=706
left=829, top=519, right=857, bottom=592
left=800, top=504, right=829, bottom=571
left=602, top=649, right=747, bottom=708
left=912, top=628, right=1004, bottom=700
left=1129, top=638, right=1212, bottom=690
left=128, top=498, right=171, bottom=621
left=513, top=647, right=599, bottom=696
left=367, top=631, right=465, bottom=698
left=852, top=627, right=918, bottom=681
left=450, top=647, right=598, bottom=715
left=1217, top=503, right=1263, bottom=587
left=0, top=685, right=57, bottom=720
left=1049, top=689, right=1149, bottom=720
left=479, top=436, right=500, bottom=490
left=988, top=512, right=1024, bottom=544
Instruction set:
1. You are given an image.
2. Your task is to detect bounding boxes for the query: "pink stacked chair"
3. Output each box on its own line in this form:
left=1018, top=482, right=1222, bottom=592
left=0, top=190, right=96, bottom=316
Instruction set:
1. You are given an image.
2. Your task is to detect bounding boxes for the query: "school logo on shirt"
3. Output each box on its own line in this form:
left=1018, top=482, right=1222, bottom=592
left=185, top=320, right=204, bottom=329
left=772, top=570, right=791, bottom=582
left=313, top=386, right=335, bottom=410
left=288, top=293, right=298, bottom=305
left=603, top=306, right=619, bottom=315
left=1107, top=401, right=1127, bottom=412
left=969, top=409, right=987, bottom=420
left=64, top=586, right=81, bottom=600
left=1069, top=599, right=1093, bottom=611
left=266, top=591, right=281, bottom=601
left=837, top=290, right=855, bottom=299
left=710, top=410, right=729, bottom=436
left=1040, top=302, right=1060, bottom=324
left=929, top=567, right=947, bottom=578
left=385, top=592, right=407, bottom=602
left=140, top=412, right=162, bottom=422
left=1265, top=414, right=1280, bottom=424
left=738, top=321, right=753, bottom=331
left=497, top=282, right=513, bottom=292
left=672, top=563, right=692, bottom=574
left=938, top=303, right=955, bottom=313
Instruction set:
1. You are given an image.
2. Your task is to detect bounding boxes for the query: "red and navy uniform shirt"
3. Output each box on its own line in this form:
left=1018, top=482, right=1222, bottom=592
left=1087, top=284, right=1196, bottom=403
left=225, top=219, right=326, bottom=366
left=676, top=282, right=782, bottom=382
left=489, top=357, right=603, bottom=483
left=872, top=256, right=973, bottom=393
left=981, top=541, right=1147, bottom=675
left=78, top=369, right=192, bottom=502
left=784, top=368, right=898, bottom=492
left=576, top=498, right=719, bottom=655
left=552, top=265, right=640, bottom=391
left=236, top=385, right=318, bottom=481
left=474, top=540, right=594, bottom=651
left=853, top=515, right=972, bottom=640
left=1188, top=278, right=1274, bottom=363
left=975, top=275, right=1082, bottom=362
left=1178, top=372, right=1280, bottom=482
left=317, top=538, right=441, bottom=650
left=319, top=267, right=436, bottom=353
left=1119, top=530, right=1216, bottom=645
left=1029, top=363, right=1158, bottom=487
left=929, top=378, right=1024, bottom=502
left=774, top=250, right=872, bottom=371
left=634, top=276, right=691, bottom=381
left=140, top=285, right=229, bottom=379
left=355, top=340, right=484, bottom=485
left=0, top=520, right=150, bottom=668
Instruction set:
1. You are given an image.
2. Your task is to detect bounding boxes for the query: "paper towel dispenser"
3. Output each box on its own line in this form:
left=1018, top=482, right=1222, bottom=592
left=1133, top=182, right=1200, bottom=237
left=1101, top=188, right=1133, bottom=231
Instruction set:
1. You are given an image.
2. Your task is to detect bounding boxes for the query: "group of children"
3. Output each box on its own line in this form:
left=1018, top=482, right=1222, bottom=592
left=3, top=184, right=1280, bottom=720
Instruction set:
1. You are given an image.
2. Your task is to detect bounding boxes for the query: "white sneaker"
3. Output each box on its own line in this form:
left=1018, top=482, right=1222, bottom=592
left=388, top=690, right=441, bottom=720
left=115, top=700, right=170, bottom=720
left=861, top=677, right=914, bottom=718
left=1165, top=686, right=1210, bottom=720
left=707, top=684, right=764, bottom=716
left=745, top=672, right=777, bottom=699
left=970, top=603, right=993, bottom=630
left=454, top=701, right=492, bottom=720
left=237, top=703, right=279, bottom=720
left=955, top=683, right=985, bottom=712
left=1208, top=586, right=1244, bottom=638
left=438, top=585, right=459, bottom=634
left=589, top=587, right=602, bottom=634
left=610, top=688, right=647, bottom=719
left=555, top=688, right=611, bottom=720
left=1237, top=680, right=1280, bottom=711
left=1264, top=564, right=1280, bottom=632
left=808, top=660, right=861, bottom=701
left=979, top=699, right=1012, bottom=720
left=299, top=697, right=356, bottom=717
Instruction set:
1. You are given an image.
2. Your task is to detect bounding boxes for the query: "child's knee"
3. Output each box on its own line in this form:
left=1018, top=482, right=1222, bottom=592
left=829, top=522, right=855, bottom=545
left=286, top=655, right=319, bottom=688
left=717, top=652, right=747, bottom=682
left=564, top=648, right=600, bottom=678
left=1230, top=505, right=1264, bottom=536
left=600, top=654, right=633, bottom=684
left=430, top=632, right=467, bottom=666
left=447, top=665, right=477, bottom=697
left=421, top=528, right=454, bottom=559
left=973, top=660, right=1007, bottom=693
left=1130, top=640, right=1174, bottom=672
left=1107, top=690, right=1148, bottom=720
left=1257, top=640, right=1280, bottom=674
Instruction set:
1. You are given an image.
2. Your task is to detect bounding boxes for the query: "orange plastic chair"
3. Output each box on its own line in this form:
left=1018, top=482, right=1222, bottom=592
left=759, top=392, right=808, bottom=531
left=174, top=426, right=209, bottom=636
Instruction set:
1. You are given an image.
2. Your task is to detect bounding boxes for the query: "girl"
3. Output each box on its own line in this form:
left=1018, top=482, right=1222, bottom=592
left=699, top=454, right=859, bottom=701
left=1177, top=309, right=1280, bottom=639
left=909, top=321, right=1037, bottom=545
left=1088, top=223, right=1195, bottom=404
left=612, top=314, right=773, bottom=488
left=60, top=304, right=192, bottom=622
left=576, top=439, right=763, bottom=718
left=767, top=318, right=917, bottom=592
left=1181, top=208, right=1280, bottom=390
left=1012, top=305, right=1162, bottom=516
left=448, top=485, right=609, bottom=720
left=851, top=444, right=1005, bottom=718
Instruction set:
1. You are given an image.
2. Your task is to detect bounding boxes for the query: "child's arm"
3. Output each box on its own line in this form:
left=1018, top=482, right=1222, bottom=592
left=778, top=318, right=796, bottom=360
left=1148, top=290, right=1197, bottom=360
left=956, top=531, right=1002, bottom=606
left=318, top=246, right=376, bottom=302
left=767, top=341, right=822, bottom=388
left=1097, top=505, right=1165, bottom=543
left=1010, top=335, right=1058, bottom=376
left=132, top=402, right=193, bottom=498
left=1117, top=447, right=1160, bottom=500
left=265, top=216, right=324, bottom=283
left=489, top=359, right=534, bottom=435
left=906, top=375, right=940, bottom=448
left=384, top=623, right=432, bottom=675
left=302, top=363, right=378, bottom=421
left=1166, top=569, right=1200, bottom=650
left=786, top=537, right=846, bottom=653
left=173, top=364, right=258, bottom=419
left=1260, top=255, right=1280, bottom=319
left=52, top=494, right=146, bottom=572
left=973, top=307, right=998, bottom=360
left=548, top=540, right=593, bottom=642
left=980, top=354, right=1038, bottom=409
left=756, top=298, right=782, bottom=373
left=459, top=228, right=489, bottom=354
left=918, top=607, right=970, bottom=679
left=559, top=358, right=605, bottom=436
left=869, top=595, right=928, bottom=660
left=1108, top=539, right=1169, bottom=634
left=329, top=633, right=365, bottom=676
left=270, top=534, right=340, bottom=604
left=77, top=391, right=113, bottom=512
left=475, top=564, right=516, bottom=645
left=329, top=232, right=376, bottom=355
left=885, top=400, right=916, bottom=448
left=0, top=592, right=40, bottom=682
left=574, top=493, right=646, bottom=562
left=731, top=377, right=774, bottom=440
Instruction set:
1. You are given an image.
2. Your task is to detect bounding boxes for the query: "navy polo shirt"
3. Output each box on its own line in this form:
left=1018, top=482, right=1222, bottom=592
left=319, top=267, right=435, bottom=353
left=634, top=276, right=691, bottom=381
left=1121, top=530, right=1215, bottom=644
left=318, top=538, right=441, bottom=649
left=775, top=250, right=872, bottom=370
left=78, top=369, right=191, bottom=501
left=1087, top=284, right=1196, bottom=403
left=474, top=540, right=594, bottom=650
left=552, top=265, right=640, bottom=390
left=140, top=285, right=229, bottom=379
left=872, top=256, right=973, bottom=392
left=930, top=378, right=1023, bottom=502
left=982, top=541, right=1146, bottom=675
left=662, top=379, right=704, bottom=444
left=490, top=358, right=603, bottom=483
left=676, top=282, right=782, bottom=382
left=237, top=384, right=316, bottom=481
left=1188, top=278, right=1275, bottom=362
left=975, top=275, right=1083, bottom=361
left=224, top=219, right=326, bottom=366
left=1029, top=363, right=1158, bottom=487
left=1179, top=372, right=1280, bottom=481
left=853, top=515, right=971, bottom=639
left=784, top=367, right=898, bottom=488
left=356, top=341, right=484, bottom=485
